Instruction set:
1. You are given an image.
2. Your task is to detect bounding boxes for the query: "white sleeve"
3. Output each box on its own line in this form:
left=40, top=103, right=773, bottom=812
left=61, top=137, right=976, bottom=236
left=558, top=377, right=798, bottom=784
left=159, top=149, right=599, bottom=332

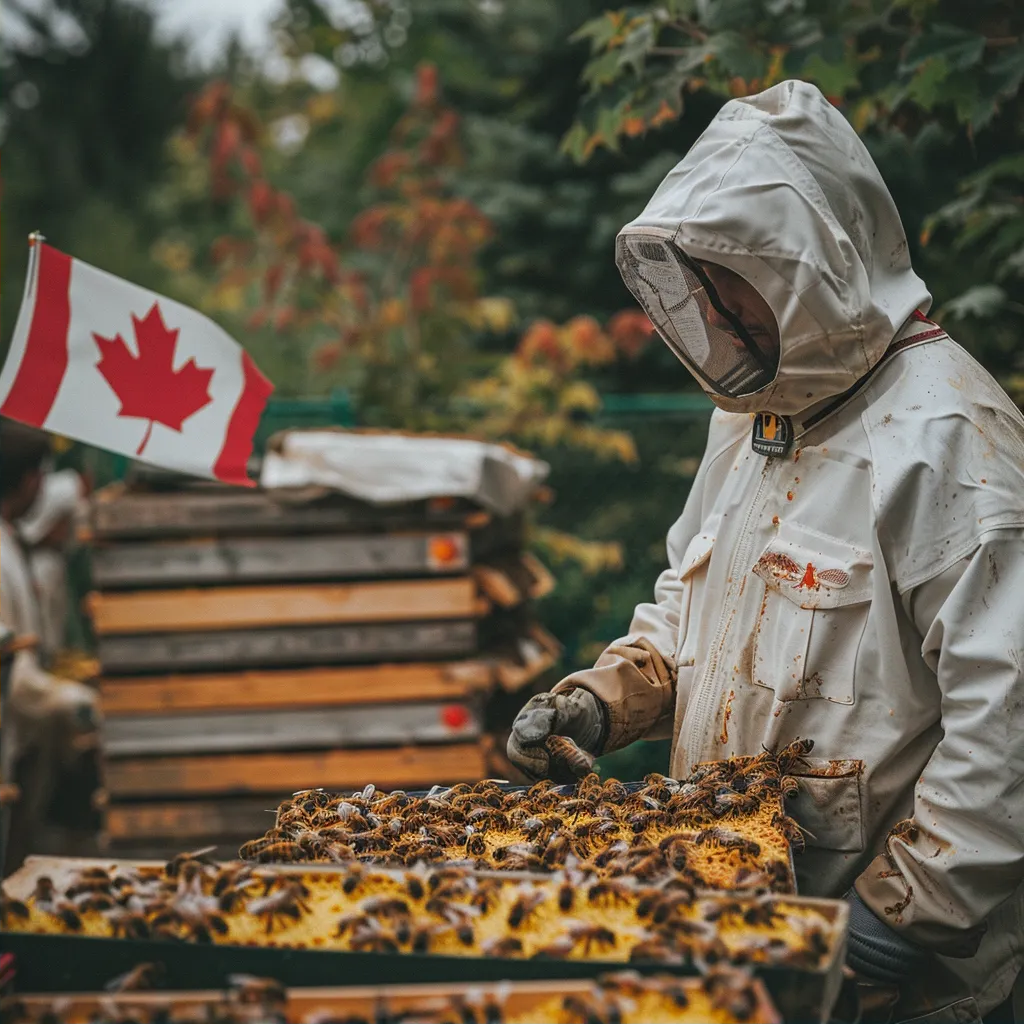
left=857, top=531, right=1024, bottom=952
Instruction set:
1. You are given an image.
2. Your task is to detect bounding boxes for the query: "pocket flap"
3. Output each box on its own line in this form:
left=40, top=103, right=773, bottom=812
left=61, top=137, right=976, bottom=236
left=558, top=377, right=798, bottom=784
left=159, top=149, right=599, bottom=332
left=752, top=523, right=873, bottom=608
left=679, top=517, right=719, bottom=581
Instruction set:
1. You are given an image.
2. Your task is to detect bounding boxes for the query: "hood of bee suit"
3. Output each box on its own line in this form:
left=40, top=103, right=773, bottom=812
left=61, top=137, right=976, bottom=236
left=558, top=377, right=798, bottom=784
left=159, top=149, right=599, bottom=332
left=616, top=79, right=932, bottom=417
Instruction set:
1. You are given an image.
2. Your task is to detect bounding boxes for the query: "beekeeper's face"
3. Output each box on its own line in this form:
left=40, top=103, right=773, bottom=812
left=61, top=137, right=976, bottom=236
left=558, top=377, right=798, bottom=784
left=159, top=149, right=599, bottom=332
left=616, top=234, right=781, bottom=399
left=695, top=261, right=780, bottom=365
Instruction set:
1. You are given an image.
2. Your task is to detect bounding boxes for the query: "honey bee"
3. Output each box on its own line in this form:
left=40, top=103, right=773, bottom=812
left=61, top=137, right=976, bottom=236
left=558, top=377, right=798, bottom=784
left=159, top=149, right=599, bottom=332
left=778, top=775, right=801, bottom=799
left=775, top=737, right=814, bottom=766
left=75, top=892, right=116, bottom=913
left=592, top=839, right=629, bottom=869
left=260, top=840, right=309, bottom=863
left=507, top=889, right=546, bottom=928
left=531, top=935, right=577, bottom=960
left=403, top=873, right=426, bottom=900
left=481, top=935, right=524, bottom=958
left=586, top=879, right=633, bottom=907
left=421, top=823, right=465, bottom=847
left=544, top=735, right=596, bottom=780
left=66, top=875, right=112, bottom=899
left=704, top=967, right=760, bottom=1022
left=361, top=896, right=410, bottom=919
left=697, top=898, right=745, bottom=923
left=629, top=850, right=669, bottom=882
left=741, top=900, right=781, bottom=927
left=426, top=866, right=470, bottom=892
left=567, top=921, right=617, bottom=954
left=50, top=902, right=83, bottom=931
left=468, top=879, right=503, bottom=914
left=348, top=919, right=401, bottom=954
left=651, top=892, right=704, bottom=926
left=464, top=806, right=492, bottom=827
left=246, top=881, right=310, bottom=935
left=104, top=962, right=164, bottom=993
left=629, top=935, right=685, bottom=965
left=0, top=896, right=29, bottom=926
left=542, top=832, right=570, bottom=868
left=341, top=864, right=366, bottom=895
left=694, top=827, right=761, bottom=857
left=557, top=798, right=597, bottom=820
left=166, top=846, right=218, bottom=878
left=227, top=974, right=287, bottom=1006
left=501, top=851, right=545, bottom=872
left=771, top=811, right=808, bottom=852
left=557, top=880, right=576, bottom=912
left=762, top=859, right=796, bottom=892
left=32, top=876, right=56, bottom=904
left=710, top=786, right=761, bottom=817
left=109, top=908, right=151, bottom=940
left=667, top=785, right=715, bottom=813
left=438, top=904, right=478, bottom=947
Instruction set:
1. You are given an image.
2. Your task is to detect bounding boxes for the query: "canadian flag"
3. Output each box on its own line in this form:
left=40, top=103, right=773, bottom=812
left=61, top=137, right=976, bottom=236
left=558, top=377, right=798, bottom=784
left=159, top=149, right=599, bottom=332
left=0, top=240, right=274, bottom=487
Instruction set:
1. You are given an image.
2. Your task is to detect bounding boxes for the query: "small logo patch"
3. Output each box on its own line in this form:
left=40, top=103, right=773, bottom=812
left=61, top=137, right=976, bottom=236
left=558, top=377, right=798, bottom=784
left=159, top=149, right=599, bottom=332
left=752, top=412, right=793, bottom=457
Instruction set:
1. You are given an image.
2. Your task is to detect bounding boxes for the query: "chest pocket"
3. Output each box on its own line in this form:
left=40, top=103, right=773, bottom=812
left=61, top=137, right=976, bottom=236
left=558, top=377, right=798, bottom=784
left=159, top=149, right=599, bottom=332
left=750, top=524, right=873, bottom=705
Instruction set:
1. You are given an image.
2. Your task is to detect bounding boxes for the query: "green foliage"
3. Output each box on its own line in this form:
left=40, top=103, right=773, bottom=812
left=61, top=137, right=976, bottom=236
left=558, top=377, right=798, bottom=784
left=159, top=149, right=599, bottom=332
left=561, top=0, right=1024, bottom=387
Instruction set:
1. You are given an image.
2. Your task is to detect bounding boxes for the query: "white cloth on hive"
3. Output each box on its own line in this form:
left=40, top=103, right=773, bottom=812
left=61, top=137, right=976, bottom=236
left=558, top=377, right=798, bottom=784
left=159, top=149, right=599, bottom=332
left=260, top=430, right=549, bottom=516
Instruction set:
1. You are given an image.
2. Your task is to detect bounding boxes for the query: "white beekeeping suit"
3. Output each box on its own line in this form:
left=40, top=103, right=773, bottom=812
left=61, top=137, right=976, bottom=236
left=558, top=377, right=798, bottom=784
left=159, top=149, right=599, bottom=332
left=509, top=80, right=1024, bottom=1020
left=18, top=469, right=84, bottom=662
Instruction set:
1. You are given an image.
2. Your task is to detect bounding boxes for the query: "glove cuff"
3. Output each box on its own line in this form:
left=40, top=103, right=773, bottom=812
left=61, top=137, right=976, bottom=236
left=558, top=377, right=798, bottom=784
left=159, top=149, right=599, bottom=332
left=845, top=890, right=928, bottom=984
left=554, top=638, right=675, bottom=752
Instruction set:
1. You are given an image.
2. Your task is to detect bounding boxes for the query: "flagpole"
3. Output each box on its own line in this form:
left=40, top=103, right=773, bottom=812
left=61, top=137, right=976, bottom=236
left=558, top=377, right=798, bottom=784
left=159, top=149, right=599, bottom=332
left=28, top=231, right=46, bottom=247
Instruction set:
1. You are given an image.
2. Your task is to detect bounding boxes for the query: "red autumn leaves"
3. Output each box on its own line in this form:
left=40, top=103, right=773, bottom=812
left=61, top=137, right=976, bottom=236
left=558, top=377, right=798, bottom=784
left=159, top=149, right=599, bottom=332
left=187, top=63, right=655, bottom=382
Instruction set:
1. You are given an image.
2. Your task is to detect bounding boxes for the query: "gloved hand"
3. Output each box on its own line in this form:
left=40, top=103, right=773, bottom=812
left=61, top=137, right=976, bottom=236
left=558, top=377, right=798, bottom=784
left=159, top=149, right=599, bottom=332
left=845, top=890, right=928, bottom=985
left=833, top=890, right=929, bottom=1023
left=506, top=688, right=606, bottom=781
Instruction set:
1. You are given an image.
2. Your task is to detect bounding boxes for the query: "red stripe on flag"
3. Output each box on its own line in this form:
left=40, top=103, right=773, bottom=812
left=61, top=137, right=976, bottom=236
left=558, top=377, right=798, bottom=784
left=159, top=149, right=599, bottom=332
left=1, top=244, right=72, bottom=426
left=212, top=350, right=274, bottom=487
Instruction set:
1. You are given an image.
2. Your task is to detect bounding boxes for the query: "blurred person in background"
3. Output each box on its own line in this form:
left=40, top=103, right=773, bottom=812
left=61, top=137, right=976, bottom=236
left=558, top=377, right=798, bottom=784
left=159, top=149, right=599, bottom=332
left=18, top=467, right=88, bottom=665
left=508, top=81, right=1023, bottom=1023
left=0, top=418, right=99, bottom=871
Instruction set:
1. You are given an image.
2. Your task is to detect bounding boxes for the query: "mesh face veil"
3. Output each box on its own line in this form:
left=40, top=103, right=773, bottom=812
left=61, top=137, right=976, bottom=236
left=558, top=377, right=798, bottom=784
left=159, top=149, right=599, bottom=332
left=616, top=233, right=779, bottom=399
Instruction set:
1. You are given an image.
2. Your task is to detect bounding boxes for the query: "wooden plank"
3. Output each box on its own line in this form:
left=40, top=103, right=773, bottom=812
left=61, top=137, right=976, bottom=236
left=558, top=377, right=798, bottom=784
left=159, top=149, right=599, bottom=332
left=100, top=662, right=492, bottom=715
left=89, top=578, right=480, bottom=634
left=11, top=979, right=782, bottom=1024
left=90, top=487, right=475, bottom=539
left=494, top=624, right=563, bottom=692
left=104, top=798, right=279, bottom=841
left=102, top=700, right=483, bottom=757
left=103, top=743, right=488, bottom=798
left=89, top=532, right=470, bottom=589
left=96, top=620, right=478, bottom=674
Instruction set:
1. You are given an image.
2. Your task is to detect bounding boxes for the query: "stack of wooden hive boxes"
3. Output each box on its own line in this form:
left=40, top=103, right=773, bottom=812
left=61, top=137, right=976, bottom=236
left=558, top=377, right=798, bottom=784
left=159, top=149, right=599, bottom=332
left=86, top=470, right=558, bottom=859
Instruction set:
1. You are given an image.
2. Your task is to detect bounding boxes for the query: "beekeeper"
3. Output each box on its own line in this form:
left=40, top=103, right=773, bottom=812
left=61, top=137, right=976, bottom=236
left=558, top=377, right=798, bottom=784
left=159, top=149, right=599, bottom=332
left=0, top=419, right=98, bottom=867
left=18, top=467, right=86, bottom=663
left=508, top=81, right=1024, bottom=1022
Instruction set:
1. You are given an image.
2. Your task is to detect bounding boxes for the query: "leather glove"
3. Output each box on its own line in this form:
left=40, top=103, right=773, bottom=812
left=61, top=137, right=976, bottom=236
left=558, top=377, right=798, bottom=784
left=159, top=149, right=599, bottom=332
left=506, top=688, right=606, bottom=782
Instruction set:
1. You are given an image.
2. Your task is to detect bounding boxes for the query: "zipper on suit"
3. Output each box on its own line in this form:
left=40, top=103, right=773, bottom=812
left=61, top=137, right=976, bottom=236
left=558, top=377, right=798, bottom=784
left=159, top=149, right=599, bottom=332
left=680, top=458, right=776, bottom=768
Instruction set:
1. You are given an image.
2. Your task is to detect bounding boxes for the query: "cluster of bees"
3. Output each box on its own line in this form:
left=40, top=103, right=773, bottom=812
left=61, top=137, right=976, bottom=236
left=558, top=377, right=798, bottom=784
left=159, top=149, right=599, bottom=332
left=238, top=740, right=815, bottom=894
left=4, top=968, right=776, bottom=1024
left=1, top=846, right=835, bottom=974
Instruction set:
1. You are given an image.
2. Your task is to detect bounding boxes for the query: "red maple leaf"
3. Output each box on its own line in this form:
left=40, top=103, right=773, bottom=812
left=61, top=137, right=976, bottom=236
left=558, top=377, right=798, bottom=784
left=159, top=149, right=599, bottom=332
left=94, top=303, right=214, bottom=456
